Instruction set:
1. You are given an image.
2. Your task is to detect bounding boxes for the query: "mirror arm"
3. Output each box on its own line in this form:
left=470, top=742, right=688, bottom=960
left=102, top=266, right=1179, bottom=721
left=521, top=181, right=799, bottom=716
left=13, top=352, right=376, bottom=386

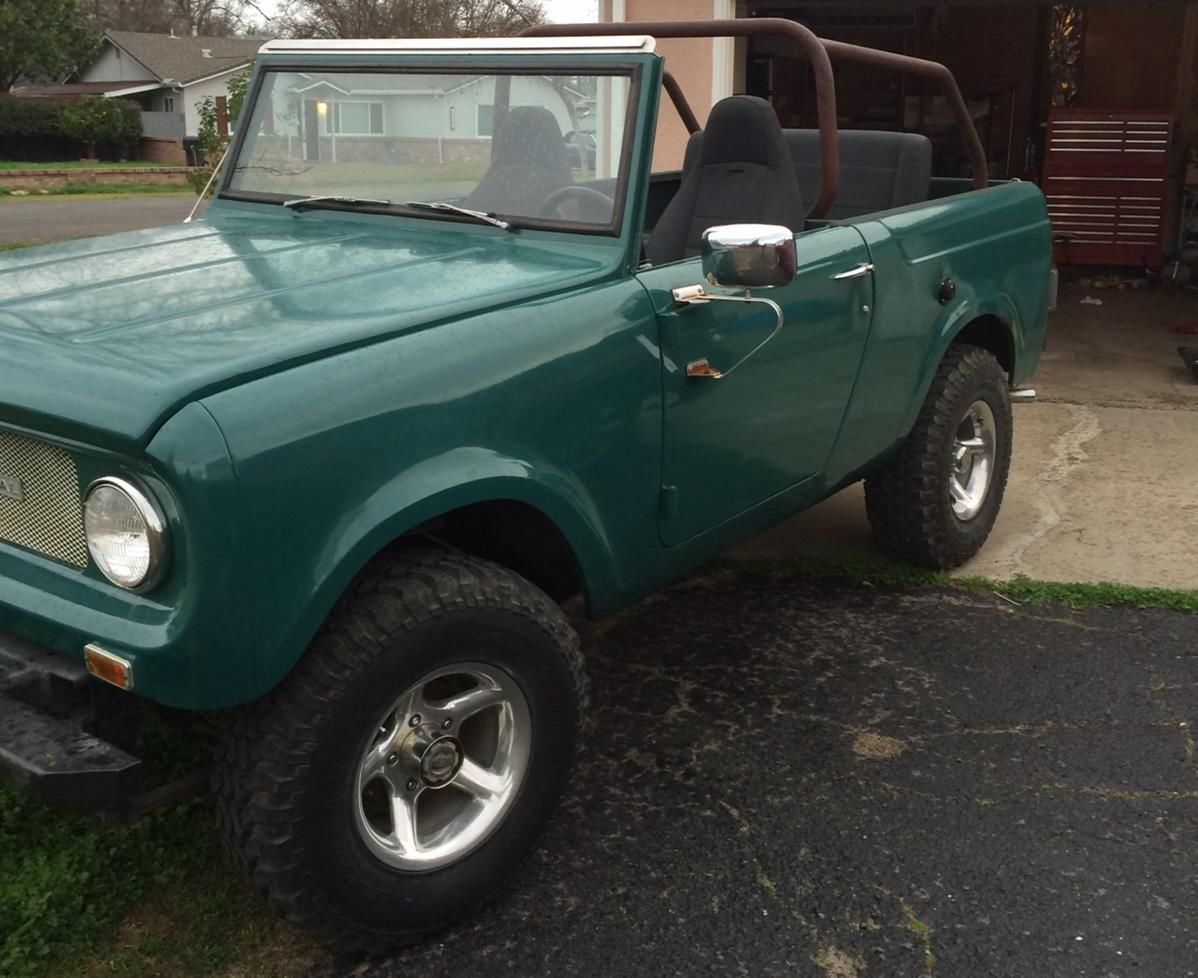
left=671, top=286, right=785, bottom=380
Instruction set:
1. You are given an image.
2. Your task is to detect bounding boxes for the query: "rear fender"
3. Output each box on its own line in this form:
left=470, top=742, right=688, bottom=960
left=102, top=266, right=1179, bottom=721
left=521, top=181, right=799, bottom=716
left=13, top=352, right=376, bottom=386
left=903, top=296, right=1021, bottom=435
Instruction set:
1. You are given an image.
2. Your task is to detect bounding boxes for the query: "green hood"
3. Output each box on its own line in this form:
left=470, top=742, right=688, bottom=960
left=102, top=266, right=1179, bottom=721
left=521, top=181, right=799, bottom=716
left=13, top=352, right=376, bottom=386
left=0, top=208, right=617, bottom=452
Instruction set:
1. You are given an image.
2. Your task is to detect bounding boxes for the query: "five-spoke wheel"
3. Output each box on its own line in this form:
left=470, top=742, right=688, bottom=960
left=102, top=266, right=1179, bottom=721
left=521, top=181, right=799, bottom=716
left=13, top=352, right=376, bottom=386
left=215, top=551, right=586, bottom=951
left=355, top=664, right=531, bottom=871
left=949, top=400, right=997, bottom=522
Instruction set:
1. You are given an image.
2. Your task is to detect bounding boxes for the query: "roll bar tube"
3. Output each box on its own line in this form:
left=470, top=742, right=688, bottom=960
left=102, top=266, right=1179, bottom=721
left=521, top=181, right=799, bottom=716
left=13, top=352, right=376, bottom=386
left=523, top=18, right=839, bottom=217
left=521, top=18, right=989, bottom=218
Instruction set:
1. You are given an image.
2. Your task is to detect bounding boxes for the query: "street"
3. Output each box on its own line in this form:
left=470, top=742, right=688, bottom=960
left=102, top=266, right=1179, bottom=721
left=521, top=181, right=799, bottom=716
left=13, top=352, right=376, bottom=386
left=320, top=566, right=1197, bottom=978
left=0, top=193, right=202, bottom=245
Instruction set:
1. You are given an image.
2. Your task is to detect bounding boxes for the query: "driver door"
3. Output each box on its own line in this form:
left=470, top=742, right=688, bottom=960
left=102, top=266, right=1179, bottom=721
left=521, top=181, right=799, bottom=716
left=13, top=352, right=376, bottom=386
left=636, top=225, right=875, bottom=546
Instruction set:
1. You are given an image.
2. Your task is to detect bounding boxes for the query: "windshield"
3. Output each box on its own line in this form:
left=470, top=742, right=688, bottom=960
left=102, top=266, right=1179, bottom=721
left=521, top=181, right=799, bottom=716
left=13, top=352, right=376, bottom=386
left=225, top=69, right=634, bottom=230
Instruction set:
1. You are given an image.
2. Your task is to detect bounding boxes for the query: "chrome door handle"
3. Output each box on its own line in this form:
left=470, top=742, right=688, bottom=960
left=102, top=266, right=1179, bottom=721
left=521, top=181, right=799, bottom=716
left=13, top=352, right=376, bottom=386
left=833, top=263, right=875, bottom=281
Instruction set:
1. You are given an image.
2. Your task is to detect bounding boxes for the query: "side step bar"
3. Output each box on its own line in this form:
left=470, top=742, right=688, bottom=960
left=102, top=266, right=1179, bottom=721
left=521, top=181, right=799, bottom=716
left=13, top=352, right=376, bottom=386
left=0, top=693, right=143, bottom=810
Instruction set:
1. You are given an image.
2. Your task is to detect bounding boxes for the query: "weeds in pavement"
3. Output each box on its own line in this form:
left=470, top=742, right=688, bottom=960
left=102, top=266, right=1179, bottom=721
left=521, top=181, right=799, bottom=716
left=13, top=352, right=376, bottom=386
left=734, top=553, right=1198, bottom=614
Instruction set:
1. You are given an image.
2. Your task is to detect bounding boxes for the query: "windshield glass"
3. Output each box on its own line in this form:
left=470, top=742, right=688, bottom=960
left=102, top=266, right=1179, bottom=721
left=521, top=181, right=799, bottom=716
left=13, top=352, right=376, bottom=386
left=226, top=69, right=634, bottom=229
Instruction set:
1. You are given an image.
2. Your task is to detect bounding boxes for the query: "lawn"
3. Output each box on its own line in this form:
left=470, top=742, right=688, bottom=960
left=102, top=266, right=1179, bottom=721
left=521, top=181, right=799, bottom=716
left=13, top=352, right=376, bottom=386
left=0, top=717, right=312, bottom=978
left=0, top=183, right=191, bottom=199
left=0, top=161, right=169, bottom=170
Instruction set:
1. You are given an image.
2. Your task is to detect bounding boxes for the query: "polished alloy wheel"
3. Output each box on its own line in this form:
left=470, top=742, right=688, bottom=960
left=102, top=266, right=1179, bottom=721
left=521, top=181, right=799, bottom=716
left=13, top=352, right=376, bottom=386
left=354, top=662, right=531, bottom=871
left=949, top=400, right=997, bottom=522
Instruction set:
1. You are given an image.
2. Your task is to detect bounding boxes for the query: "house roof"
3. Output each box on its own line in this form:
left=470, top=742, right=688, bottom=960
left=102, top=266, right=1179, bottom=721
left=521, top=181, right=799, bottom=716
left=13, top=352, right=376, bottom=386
left=13, top=80, right=162, bottom=98
left=106, top=30, right=263, bottom=86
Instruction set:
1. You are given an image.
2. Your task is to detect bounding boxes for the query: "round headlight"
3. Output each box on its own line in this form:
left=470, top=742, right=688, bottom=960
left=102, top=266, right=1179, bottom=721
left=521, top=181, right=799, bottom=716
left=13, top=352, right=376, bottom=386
left=83, top=477, right=167, bottom=590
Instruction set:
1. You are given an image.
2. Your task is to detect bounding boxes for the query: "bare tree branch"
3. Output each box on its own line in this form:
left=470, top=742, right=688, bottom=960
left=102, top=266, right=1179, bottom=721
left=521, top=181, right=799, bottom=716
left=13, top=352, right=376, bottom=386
left=278, top=0, right=546, bottom=40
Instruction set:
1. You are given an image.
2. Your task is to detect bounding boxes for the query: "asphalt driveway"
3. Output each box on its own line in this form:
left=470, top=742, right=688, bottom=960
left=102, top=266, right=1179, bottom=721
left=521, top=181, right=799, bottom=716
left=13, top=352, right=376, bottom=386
left=315, top=565, right=1197, bottom=978
left=0, top=194, right=201, bottom=245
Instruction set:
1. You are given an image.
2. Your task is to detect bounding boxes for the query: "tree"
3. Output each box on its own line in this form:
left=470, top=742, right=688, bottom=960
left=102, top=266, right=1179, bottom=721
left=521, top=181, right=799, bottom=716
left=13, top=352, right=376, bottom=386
left=188, top=63, right=249, bottom=194
left=86, top=0, right=262, bottom=37
left=0, top=0, right=101, bottom=92
left=278, top=0, right=546, bottom=40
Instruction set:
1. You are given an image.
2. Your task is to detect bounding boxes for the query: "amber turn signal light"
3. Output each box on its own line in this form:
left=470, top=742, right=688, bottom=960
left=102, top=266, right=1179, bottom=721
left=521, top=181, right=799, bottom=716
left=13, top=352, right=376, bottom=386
left=84, top=644, right=134, bottom=690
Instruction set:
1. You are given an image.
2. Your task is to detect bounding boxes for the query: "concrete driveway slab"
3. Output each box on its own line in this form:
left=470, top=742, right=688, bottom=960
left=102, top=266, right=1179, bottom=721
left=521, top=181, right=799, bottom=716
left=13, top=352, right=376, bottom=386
left=735, top=400, right=1198, bottom=591
left=325, top=568, right=1197, bottom=978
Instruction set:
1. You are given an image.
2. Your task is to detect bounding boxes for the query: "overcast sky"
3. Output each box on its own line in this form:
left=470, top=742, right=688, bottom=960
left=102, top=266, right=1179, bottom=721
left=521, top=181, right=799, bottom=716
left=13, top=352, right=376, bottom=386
left=250, top=0, right=598, bottom=26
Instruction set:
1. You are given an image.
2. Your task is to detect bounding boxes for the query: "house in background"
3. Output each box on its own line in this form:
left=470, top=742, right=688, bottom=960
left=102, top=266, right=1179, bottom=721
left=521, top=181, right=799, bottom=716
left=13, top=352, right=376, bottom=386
left=15, top=30, right=263, bottom=163
left=264, top=73, right=588, bottom=167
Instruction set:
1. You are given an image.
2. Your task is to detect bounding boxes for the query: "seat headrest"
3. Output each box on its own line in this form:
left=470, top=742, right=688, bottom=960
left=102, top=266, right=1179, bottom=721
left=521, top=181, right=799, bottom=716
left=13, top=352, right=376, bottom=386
left=700, top=95, right=787, bottom=167
left=491, top=106, right=567, bottom=168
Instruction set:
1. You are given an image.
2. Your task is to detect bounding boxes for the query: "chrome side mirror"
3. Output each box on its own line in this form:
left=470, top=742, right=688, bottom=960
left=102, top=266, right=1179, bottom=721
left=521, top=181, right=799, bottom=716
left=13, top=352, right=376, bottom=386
left=701, top=224, right=797, bottom=290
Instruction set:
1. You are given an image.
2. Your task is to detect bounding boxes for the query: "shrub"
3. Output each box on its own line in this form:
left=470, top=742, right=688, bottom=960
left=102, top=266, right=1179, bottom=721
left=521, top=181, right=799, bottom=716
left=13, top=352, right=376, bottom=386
left=59, top=96, right=141, bottom=159
left=0, top=95, right=141, bottom=162
left=0, top=97, right=74, bottom=161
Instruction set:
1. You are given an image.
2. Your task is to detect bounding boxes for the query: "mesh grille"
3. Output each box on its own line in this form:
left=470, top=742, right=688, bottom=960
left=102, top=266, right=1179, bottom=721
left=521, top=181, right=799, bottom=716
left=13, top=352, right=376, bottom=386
left=0, top=430, right=88, bottom=568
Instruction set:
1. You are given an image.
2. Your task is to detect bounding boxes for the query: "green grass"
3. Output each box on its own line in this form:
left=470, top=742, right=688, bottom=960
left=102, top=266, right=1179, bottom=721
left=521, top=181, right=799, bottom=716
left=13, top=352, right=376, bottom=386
left=733, top=552, right=1198, bottom=613
left=0, top=242, right=32, bottom=252
left=0, top=720, right=311, bottom=978
left=0, top=161, right=167, bottom=170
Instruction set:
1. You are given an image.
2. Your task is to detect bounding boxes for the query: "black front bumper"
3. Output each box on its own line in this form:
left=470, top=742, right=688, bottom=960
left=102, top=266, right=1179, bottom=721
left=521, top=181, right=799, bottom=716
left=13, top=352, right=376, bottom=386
left=0, top=631, right=143, bottom=812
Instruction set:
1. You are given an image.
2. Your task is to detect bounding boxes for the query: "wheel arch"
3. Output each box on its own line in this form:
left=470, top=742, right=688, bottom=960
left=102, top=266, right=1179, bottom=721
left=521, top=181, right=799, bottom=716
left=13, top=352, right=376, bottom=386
left=253, top=448, right=617, bottom=699
left=902, top=297, right=1021, bottom=437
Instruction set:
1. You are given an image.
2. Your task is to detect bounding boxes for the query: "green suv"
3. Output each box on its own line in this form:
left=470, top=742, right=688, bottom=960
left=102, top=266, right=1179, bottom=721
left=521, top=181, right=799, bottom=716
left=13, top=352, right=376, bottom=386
left=0, top=22, right=1049, bottom=950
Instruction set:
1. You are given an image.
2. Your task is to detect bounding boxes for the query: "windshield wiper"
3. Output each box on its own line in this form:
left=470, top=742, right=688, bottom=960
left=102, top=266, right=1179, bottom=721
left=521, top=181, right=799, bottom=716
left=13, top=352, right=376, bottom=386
left=282, top=194, right=392, bottom=211
left=403, top=201, right=512, bottom=231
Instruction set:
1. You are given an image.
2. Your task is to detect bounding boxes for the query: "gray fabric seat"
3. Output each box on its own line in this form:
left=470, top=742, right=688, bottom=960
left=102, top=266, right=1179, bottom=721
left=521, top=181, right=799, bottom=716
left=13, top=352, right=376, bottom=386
left=464, top=106, right=571, bottom=217
left=681, top=127, right=933, bottom=221
left=786, top=129, right=932, bottom=220
left=646, top=95, right=804, bottom=266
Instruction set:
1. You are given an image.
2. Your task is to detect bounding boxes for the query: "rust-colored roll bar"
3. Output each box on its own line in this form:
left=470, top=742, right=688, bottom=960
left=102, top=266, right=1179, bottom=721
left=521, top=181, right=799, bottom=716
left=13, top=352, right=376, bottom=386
left=521, top=18, right=989, bottom=217
left=821, top=39, right=988, bottom=188
left=523, top=18, right=840, bottom=217
left=662, top=71, right=701, bottom=135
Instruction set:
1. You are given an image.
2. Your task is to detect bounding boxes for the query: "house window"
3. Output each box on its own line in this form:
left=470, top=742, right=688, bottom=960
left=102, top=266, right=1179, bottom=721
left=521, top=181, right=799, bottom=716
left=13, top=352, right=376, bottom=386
left=163, top=96, right=175, bottom=112
left=477, top=104, right=494, bottom=138
left=327, top=101, right=384, bottom=135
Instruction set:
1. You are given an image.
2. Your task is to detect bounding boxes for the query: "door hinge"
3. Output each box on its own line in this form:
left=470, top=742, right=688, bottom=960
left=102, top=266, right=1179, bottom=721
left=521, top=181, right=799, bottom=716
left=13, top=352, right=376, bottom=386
left=659, top=485, right=678, bottom=519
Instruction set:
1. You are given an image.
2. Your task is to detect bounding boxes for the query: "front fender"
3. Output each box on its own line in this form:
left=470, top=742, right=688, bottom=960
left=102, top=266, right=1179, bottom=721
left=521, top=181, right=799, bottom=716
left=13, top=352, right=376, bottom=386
left=243, top=447, right=618, bottom=703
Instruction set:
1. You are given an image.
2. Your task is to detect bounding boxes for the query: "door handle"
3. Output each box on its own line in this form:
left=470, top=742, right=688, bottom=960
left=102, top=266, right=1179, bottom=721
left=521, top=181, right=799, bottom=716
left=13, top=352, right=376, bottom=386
left=833, top=263, right=875, bottom=281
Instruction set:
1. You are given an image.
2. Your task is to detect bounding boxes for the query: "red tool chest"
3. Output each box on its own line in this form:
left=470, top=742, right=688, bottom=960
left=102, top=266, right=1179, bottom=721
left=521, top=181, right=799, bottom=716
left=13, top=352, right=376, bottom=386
left=1043, top=108, right=1173, bottom=269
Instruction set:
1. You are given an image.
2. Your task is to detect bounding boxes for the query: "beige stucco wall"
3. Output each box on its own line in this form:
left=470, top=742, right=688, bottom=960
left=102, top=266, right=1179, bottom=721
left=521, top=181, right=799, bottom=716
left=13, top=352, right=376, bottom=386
left=601, top=0, right=735, bottom=170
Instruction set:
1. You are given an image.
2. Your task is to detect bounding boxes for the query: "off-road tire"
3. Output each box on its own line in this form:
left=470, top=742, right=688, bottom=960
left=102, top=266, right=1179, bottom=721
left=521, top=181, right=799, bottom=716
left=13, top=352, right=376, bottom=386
left=213, top=550, right=587, bottom=952
left=864, top=344, right=1013, bottom=569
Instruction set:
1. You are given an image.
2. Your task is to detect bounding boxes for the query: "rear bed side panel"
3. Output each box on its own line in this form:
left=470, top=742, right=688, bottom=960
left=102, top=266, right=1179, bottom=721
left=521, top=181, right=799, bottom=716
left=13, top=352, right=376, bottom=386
left=823, top=182, right=1051, bottom=490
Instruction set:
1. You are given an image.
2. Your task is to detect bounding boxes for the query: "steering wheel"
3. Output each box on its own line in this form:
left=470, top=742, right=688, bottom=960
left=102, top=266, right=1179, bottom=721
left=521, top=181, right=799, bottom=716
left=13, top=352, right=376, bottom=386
left=540, top=185, right=615, bottom=223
